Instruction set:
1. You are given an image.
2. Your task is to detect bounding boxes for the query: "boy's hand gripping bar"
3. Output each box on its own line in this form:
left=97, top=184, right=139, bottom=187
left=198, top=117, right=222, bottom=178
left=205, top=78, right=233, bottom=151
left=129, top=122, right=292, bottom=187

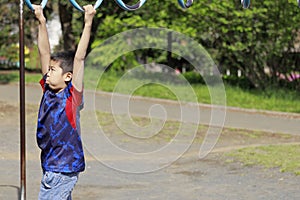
left=25, top=0, right=48, bottom=11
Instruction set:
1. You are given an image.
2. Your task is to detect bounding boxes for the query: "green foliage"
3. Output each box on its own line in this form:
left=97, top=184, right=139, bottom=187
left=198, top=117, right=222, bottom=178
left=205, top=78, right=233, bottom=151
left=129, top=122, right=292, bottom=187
left=222, top=75, right=254, bottom=89
left=0, top=0, right=19, bottom=49
left=0, top=72, right=18, bottom=84
left=0, top=0, right=56, bottom=69
left=190, top=0, right=300, bottom=90
left=183, top=71, right=254, bottom=90
left=25, top=45, right=41, bottom=71
left=86, top=0, right=300, bottom=91
left=182, top=71, right=204, bottom=84
left=1, top=0, right=300, bottom=91
left=0, top=0, right=21, bottom=64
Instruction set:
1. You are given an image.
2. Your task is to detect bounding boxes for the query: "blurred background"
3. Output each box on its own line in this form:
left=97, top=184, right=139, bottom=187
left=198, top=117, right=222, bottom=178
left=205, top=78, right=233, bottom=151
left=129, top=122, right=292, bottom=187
left=0, top=0, right=299, bottom=112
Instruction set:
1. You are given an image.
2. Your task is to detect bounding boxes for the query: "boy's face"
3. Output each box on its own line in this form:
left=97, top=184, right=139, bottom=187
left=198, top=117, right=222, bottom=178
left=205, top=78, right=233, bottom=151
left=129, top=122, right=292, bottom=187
left=46, top=60, right=72, bottom=92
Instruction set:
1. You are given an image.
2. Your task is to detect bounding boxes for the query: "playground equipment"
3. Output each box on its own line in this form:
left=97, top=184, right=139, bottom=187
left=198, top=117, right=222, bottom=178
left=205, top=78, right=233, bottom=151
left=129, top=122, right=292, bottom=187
left=19, top=1, right=194, bottom=200
left=25, top=0, right=195, bottom=11
left=178, top=0, right=193, bottom=9
left=69, top=0, right=147, bottom=12
left=24, top=0, right=48, bottom=11
left=24, top=0, right=263, bottom=11
left=241, top=0, right=250, bottom=9
left=19, top=0, right=300, bottom=200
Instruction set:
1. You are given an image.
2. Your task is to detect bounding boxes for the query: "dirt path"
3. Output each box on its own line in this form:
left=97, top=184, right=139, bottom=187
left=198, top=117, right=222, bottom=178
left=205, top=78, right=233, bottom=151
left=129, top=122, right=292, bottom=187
left=1, top=100, right=300, bottom=199
left=0, top=84, right=299, bottom=135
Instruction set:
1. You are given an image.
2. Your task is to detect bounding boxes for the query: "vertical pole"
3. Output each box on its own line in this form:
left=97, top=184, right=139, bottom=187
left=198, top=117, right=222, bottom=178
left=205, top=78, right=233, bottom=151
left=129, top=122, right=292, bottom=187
left=19, top=0, right=26, bottom=199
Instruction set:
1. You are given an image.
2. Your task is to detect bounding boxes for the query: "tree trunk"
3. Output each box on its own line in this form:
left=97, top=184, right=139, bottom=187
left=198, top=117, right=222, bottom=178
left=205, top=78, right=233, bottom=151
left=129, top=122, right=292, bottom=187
left=58, top=0, right=75, bottom=51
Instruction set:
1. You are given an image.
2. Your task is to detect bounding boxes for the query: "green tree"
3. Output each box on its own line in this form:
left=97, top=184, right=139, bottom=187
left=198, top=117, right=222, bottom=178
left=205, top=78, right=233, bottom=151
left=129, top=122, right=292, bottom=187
left=185, top=0, right=300, bottom=89
left=1, top=0, right=299, bottom=90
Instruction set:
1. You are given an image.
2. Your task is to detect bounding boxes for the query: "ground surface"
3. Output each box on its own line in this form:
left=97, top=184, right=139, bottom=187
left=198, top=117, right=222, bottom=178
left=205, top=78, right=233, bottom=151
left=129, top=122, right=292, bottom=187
left=0, top=84, right=300, bottom=199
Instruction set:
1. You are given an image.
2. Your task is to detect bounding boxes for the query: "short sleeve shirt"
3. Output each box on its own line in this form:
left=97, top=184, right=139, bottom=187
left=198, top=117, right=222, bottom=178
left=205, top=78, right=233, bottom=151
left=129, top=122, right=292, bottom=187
left=36, top=76, right=85, bottom=173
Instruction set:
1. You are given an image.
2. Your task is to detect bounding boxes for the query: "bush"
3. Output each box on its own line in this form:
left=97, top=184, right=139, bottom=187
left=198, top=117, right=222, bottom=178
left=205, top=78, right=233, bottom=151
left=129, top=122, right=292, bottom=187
left=223, top=75, right=254, bottom=89
left=182, top=71, right=204, bottom=84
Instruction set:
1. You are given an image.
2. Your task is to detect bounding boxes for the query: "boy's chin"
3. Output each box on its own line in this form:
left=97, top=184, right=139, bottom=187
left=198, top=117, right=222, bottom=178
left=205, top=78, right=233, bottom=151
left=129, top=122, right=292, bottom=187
left=46, top=81, right=54, bottom=88
left=47, top=83, right=55, bottom=90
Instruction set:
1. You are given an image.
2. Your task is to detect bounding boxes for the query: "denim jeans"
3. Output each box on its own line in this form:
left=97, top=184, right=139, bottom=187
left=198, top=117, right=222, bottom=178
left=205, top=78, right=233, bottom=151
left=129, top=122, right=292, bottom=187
left=38, top=171, right=79, bottom=200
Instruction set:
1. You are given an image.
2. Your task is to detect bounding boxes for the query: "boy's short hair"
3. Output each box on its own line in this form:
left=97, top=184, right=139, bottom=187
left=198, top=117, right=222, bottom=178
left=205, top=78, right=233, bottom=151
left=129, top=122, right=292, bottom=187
left=50, top=51, right=75, bottom=74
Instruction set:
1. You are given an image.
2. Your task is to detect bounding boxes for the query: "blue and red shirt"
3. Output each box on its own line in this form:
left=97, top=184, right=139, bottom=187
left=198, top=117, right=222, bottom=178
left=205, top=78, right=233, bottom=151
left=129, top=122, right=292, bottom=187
left=36, top=76, right=85, bottom=173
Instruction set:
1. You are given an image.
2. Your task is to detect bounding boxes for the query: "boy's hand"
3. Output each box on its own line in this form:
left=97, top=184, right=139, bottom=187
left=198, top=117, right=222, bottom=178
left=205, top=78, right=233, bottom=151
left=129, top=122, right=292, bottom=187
left=32, top=4, right=46, bottom=23
left=83, top=5, right=96, bottom=26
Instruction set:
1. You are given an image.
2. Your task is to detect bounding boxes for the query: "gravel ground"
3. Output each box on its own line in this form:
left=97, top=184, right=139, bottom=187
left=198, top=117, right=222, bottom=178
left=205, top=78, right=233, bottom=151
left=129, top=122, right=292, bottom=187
left=1, top=100, right=300, bottom=200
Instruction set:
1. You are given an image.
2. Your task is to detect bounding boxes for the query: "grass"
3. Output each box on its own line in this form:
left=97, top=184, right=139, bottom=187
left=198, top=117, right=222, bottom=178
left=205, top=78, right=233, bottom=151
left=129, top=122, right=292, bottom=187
left=84, top=68, right=300, bottom=113
left=95, top=110, right=300, bottom=175
left=1, top=68, right=299, bottom=113
left=224, top=85, right=300, bottom=113
left=0, top=70, right=41, bottom=84
left=226, top=144, right=300, bottom=175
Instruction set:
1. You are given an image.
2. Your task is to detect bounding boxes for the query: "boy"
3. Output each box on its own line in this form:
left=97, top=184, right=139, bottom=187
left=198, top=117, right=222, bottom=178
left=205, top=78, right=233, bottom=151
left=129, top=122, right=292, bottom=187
left=33, top=4, right=96, bottom=200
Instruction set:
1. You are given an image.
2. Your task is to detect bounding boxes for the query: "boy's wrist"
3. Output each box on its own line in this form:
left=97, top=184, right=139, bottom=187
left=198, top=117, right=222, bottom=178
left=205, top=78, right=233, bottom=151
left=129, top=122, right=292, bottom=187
left=84, top=23, right=93, bottom=28
left=39, top=18, right=47, bottom=24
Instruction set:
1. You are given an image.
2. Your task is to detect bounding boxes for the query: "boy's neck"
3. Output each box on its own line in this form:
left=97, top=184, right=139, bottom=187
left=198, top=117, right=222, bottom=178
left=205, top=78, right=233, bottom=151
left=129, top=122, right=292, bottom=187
left=49, top=83, right=68, bottom=94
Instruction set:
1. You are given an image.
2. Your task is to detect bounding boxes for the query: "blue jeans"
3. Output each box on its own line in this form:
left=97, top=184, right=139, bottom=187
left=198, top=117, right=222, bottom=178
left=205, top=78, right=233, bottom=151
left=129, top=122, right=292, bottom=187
left=38, top=171, right=79, bottom=200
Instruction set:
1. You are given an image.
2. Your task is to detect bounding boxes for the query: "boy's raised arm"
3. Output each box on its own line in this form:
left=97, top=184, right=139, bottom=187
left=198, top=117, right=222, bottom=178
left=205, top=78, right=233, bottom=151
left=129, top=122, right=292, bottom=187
left=33, top=5, right=51, bottom=76
left=72, top=5, right=96, bottom=92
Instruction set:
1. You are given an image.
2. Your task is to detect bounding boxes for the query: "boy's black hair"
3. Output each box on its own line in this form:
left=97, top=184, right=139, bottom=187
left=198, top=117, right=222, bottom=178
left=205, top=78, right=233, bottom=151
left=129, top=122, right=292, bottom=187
left=50, top=51, right=75, bottom=74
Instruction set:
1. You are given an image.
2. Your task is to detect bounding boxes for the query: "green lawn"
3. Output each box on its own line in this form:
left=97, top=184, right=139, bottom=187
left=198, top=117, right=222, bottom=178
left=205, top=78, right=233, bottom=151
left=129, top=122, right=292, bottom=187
left=85, top=68, right=300, bottom=113
left=227, top=144, right=300, bottom=175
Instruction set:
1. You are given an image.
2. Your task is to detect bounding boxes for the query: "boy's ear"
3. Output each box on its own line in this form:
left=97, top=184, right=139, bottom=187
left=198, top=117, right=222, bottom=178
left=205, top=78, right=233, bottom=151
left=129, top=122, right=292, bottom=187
left=64, top=72, right=73, bottom=82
